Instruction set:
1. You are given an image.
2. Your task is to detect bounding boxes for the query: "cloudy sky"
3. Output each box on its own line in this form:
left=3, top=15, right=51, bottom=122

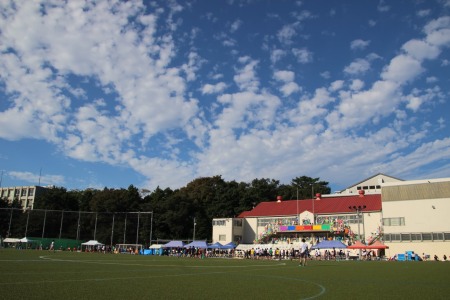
left=0, top=0, right=449, bottom=193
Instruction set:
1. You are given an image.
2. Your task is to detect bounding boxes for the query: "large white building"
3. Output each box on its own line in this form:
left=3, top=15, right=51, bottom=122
left=212, top=174, right=450, bottom=258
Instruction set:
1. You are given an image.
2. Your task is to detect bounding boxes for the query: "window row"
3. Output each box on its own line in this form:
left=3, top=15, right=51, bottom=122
left=382, top=217, right=405, bottom=226
left=384, top=232, right=450, bottom=242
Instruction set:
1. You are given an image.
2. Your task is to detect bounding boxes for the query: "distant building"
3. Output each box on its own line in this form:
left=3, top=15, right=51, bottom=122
left=0, top=186, right=47, bottom=210
left=212, top=174, right=450, bottom=258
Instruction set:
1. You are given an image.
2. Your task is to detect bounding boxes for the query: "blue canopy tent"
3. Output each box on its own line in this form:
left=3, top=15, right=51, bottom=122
left=311, top=240, right=347, bottom=249
left=222, top=242, right=237, bottom=249
left=184, top=240, right=208, bottom=249
left=208, top=242, right=224, bottom=249
left=162, top=240, right=185, bottom=248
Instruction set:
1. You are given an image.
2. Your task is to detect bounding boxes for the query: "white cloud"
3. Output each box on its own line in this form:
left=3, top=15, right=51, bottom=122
left=343, top=58, right=370, bottom=75
left=274, top=70, right=295, bottom=82
left=381, top=55, right=424, bottom=84
left=417, top=9, right=431, bottom=18
left=233, top=58, right=260, bottom=92
left=230, top=19, right=242, bottom=32
left=350, top=79, right=365, bottom=91
left=201, top=82, right=227, bottom=94
left=280, top=82, right=300, bottom=96
left=406, top=97, right=422, bottom=112
left=270, top=49, right=287, bottom=64
left=320, top=71, right=331, bottom=79
left=402, top=39, right=440, bottom=60
left=426, top=76, right=438, bottom=83
left=350, top=39, right=371, bottom=50
left=329, top=80, right=344, bottom=91
left=292, top=48, right=313, bottom=63
left=424, top=16, right=450, bottom=47
left=277, top=23, right=298, bottom=44
left=377, top=0, right=390, bottom=12
left=8, top=171, right=65, bottom=186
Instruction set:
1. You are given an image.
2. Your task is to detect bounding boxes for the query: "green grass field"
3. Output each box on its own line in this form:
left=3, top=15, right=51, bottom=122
left=0, top=249, right=449, bottom=299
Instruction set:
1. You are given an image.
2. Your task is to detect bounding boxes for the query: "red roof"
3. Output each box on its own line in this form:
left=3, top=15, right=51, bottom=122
left=237, top=194, right=381, bottom=218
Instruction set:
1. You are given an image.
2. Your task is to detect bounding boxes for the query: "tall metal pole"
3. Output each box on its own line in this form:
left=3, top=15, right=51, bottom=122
left=135, top=212, right=140, bottom=246
left=59, top=210, right=64, bottom=239
left=111, top=213, right=115, bottom=246
left=349, top=205, right=366, bottom=260
left=25, top=209, right=30, bottom=237
left=76, top=211, right=81, bottom=241
left=123, top=214, right=127, bottom=244
left=193, top=217, right=196, bottom=241
left=296, top=188, right=299, bottom=225
left=7, top=207, right=13, bottom=237
left=41, top=209, right=47, bottom=239
left=149, top=212, right=153, bottom=246
left=93, top=213, right=98, bottom=241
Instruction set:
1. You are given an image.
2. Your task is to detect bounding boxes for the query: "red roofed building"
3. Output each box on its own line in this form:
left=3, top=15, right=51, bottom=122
left=212, top=174, right=450, bottom=259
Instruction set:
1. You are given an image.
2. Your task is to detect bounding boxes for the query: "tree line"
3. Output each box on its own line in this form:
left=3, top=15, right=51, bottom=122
left=0, top=175, right=330, bottom=244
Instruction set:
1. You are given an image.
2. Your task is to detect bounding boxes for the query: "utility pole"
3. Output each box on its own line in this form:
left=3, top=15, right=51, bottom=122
left=349, top=205, right=366, bottom=260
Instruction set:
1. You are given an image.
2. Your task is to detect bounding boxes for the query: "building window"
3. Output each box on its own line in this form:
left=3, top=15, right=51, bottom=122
left=422, top=233, right=432, bottom=240
left=233, top=219, right=242, bottom=227
left=433, top=233, right=444, bottom=241
left=29, top=188, right=34, bottom=196
left=384, top=232, right=450, bottom=242
left=21, top=189, right=27, bottom=196
left=411, top=233, right=421, bottom=241
left=219, top=235, right=226, bottom=241
left=401, top=233, right=411, bottom=241
left=213, top=220, right=226, bottom=226
left=382, top=217, right=405, bottom=226
left=257, top=217, right=297, bottom=227
left=233, top=235, right=242, bottom=242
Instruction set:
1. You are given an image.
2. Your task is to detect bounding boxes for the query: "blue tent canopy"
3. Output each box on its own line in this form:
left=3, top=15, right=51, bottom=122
left=311, top=240, right=347, bottom=249
left=163, top=240, right=185, bottom=248
left=184, top=240, right=208, bottom=249
left=208, top=242, right=224, bottom=249
left=222, top=242, right=237, bottom=249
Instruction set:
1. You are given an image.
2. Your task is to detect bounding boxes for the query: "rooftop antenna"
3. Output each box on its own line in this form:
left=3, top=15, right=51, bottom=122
left=38, top=168, right=42, bottom=186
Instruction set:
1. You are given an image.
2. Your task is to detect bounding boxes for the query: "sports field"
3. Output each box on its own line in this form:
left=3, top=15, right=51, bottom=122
left=0, top=249, right=449, bottom=299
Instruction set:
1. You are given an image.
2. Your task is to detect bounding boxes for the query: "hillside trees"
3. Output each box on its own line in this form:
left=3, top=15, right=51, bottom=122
left=16, top=175, right=331, bottom=243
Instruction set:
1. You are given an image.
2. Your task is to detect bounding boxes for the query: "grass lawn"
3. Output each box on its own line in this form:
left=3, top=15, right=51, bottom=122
left=0, top=249, right=449, bottom=299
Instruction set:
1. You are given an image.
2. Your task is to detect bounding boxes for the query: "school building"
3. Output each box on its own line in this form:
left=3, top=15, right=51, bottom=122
left=212, top=174, right=450, bottom=258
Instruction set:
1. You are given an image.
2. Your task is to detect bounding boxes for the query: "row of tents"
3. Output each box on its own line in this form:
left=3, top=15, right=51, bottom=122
left=162, top=240, right=237, bottom=249
left=310, top=239, right=389, bottom=250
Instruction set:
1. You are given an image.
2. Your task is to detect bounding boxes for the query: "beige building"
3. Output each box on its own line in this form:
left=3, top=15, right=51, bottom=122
left=382, top=178, right=450, bottom=259
left=0, top=186, right=46, bottom=210
left=212, top=174, right=450, bottom=259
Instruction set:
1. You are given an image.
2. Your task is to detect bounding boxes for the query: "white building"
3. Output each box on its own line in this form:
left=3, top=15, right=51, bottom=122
left=212, top=174, right=450, bottom=258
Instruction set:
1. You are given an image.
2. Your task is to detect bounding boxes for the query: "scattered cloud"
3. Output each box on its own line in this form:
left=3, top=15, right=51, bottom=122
left=350, top=39, right=371, bottom=50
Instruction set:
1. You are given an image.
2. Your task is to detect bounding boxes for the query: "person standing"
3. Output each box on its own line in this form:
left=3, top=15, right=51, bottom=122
left=299, top=238, right=308, bottom=267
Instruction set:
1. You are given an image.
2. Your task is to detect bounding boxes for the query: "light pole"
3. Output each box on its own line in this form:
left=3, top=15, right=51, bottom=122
left=349, top=205, right=366, bottom=260
left=193, top=217, right=196, bottom=241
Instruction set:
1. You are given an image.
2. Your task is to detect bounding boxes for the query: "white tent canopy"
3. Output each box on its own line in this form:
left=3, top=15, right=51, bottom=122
left=3, top=238, right=20, bottom=243
left=81, top=240, right=104, bottom=246
left=20, top=237, right=35, bottom=243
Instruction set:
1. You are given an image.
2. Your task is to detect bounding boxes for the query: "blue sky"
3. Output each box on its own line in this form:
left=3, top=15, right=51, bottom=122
left=0, top=0, right=449, bottom=193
